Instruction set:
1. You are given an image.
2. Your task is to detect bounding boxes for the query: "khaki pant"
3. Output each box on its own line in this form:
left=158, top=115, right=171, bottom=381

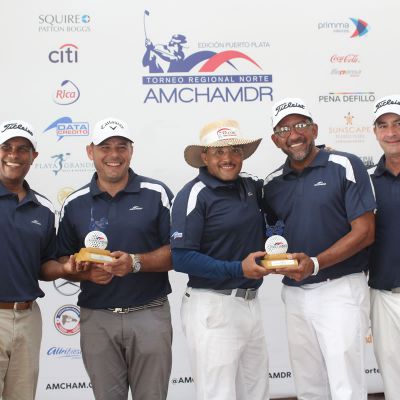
left=0, top=302, right=42, bottom=400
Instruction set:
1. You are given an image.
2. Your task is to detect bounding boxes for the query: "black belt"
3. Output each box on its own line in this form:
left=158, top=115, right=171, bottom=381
left=186, top=288, right=258, bottom=300
left=215, top=288, right=258, bottom=300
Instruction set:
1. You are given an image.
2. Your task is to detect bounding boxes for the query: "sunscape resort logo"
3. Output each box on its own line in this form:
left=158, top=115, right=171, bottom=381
left=141, top=10, right=273, bottom=104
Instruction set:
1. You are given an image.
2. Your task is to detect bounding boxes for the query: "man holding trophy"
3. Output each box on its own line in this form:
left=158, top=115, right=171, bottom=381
left=57, top=118, right=173, bottom=400
left=171, top=120, right=270, bottom=400
left=262, top=98, right=376, bottom=400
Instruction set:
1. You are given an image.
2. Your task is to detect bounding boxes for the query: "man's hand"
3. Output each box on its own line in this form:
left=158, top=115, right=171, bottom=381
left=274, top=253, right=314, bottom=281
left=87, top=266, right=114, bottom=285
left=242, top=251, right=271, bottom=279
left=101, top=251, right=133, bottom=277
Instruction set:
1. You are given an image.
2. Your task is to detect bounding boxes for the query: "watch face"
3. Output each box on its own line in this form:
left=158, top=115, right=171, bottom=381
left=133, top=261, right=141, bottom=273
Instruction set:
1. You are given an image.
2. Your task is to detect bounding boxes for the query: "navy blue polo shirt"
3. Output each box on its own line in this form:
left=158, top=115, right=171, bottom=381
left=0, top=181, right=56, bottom=302
left=368, top=156, right=400, bottom=290
left=171, top=167, right=265, bottom=290
left=57, top=169, right=173, bottom=308
left=263, top=149, right=376, bottom=286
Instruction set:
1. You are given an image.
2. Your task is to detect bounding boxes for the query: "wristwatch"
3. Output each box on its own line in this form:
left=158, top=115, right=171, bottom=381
left=130, top=254, right=142, bottom=273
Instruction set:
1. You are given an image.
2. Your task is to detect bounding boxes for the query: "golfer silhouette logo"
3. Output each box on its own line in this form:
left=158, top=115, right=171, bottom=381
left=142, top=9, right=262, bottom=74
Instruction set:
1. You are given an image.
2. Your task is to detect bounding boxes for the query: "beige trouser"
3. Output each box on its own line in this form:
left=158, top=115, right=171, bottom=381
left=0, top=302, right=42, bottom=400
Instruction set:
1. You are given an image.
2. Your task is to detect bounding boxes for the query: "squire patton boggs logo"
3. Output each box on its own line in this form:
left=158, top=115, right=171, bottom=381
left=44, top=117, right=89, bottom=140
left=141, top=10, right=272, bottom=104
left=318, top=18, right=369, bottom=37
left=49, top=44, right=78, bottom=63
left=53, top=80, right=80, bottom=105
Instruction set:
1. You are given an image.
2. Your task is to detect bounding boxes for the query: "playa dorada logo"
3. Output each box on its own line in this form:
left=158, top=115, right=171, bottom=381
left=141, top=10, right=273, bottom=104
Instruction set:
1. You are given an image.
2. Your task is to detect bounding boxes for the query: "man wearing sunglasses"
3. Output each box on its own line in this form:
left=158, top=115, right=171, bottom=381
left=262, top=98, right=376, bottom=400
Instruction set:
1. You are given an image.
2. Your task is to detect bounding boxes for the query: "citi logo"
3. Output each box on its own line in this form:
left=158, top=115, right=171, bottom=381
left=31, top=219, right=42, bottom=226
left=314, top=181, right=327, bottom=186
left=129, top=205, right=143, bottom=211
left=49, top=44, right=78, bottom=63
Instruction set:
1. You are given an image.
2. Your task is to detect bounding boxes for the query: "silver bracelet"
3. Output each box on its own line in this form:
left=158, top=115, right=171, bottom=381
left=310, top=257, right=319, bottom=276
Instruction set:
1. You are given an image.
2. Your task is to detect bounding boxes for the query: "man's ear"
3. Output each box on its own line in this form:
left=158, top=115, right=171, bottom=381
left=86, top=144, right=94, bottom=160
left=200, top=151, right=208, bottom=166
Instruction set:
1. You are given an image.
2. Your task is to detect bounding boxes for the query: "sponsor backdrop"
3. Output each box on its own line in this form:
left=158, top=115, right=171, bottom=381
left=1, top=0, right=396, bottom=398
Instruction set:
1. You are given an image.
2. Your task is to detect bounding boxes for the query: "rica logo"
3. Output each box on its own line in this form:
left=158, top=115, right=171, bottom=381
left=53, top=80, right=80, bottom=105
left=142, top=10, right=261, bottom=74
left=49, top=43, right=78, bottom=63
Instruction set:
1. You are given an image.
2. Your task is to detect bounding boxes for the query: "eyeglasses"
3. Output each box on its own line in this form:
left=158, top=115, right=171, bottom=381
left=274, top=122, right=313, bottom=138
left=204, top=146, right=244, bottom=158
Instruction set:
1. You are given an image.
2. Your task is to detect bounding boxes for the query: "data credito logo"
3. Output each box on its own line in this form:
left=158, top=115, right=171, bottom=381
left=328, top=112, right=373, bottom=144
left=49, top=44, right=79, bottom=63
left=54, top=305, right=80, bottom=336
left=141, top=10, right=273, bottom=104
left=38, top=14, right=91, bottom=33
left=318, top=18, right=369, bottom=38
left=43, top=117, right=89, bottom=140
left=53, top=80, right=80, bottom=105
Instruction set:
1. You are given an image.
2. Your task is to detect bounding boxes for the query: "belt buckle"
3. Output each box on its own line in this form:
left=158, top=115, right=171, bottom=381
left=113, top=307, right=130, bottom=314
left=244, top=289, right=256, bottom=300
left=14, top=302, right=30, bottom=311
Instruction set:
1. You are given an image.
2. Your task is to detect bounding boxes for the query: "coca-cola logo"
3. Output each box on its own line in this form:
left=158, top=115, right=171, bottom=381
left=330, top=54, right=359, bottom=63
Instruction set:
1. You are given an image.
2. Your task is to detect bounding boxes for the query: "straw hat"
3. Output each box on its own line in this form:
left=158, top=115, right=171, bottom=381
left=184, top=120, right=262, bottom=168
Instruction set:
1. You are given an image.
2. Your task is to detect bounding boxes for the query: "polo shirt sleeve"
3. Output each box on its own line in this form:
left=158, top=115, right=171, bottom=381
left=170, top=182, right=205, bottom=251
left=334, top=154, right=377, bottom=222
left=158, top=184, right=174, bottom=246
left=57, top=201, right=81, bottom=257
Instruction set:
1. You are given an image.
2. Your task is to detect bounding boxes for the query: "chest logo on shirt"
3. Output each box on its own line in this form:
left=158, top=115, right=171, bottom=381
left=31, top=219, right=42, bottom=226
left=129, top=205, right=143, bottom=211
left=247, top=191, right=253, bottom=196
left=171, top=231, right=183, bottom=240
left=313, top=181, right=327, bottom=187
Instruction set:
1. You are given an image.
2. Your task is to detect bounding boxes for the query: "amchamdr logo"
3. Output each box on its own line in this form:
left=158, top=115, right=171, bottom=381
left=43, top=117, right=89, bottom=140
left=53, top=80, right=80, bottom=105
left=38, top=14, right=91, bottom=33
left=141, top=10, right=272, bottom=104
left=48, top=44, right=79, bottom=63
left=54, top=305, right=80, bottom=335
left=318, top=18, right=369, bottom=38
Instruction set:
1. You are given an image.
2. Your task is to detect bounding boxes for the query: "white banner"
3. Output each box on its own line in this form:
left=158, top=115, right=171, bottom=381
left=1, top=0, right=392, bottom=397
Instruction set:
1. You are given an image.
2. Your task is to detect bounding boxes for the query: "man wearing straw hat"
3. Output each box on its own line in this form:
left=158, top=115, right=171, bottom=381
left=171, top=120, right=270, bottom=400
left=368, top=94, right=400, bottom=400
